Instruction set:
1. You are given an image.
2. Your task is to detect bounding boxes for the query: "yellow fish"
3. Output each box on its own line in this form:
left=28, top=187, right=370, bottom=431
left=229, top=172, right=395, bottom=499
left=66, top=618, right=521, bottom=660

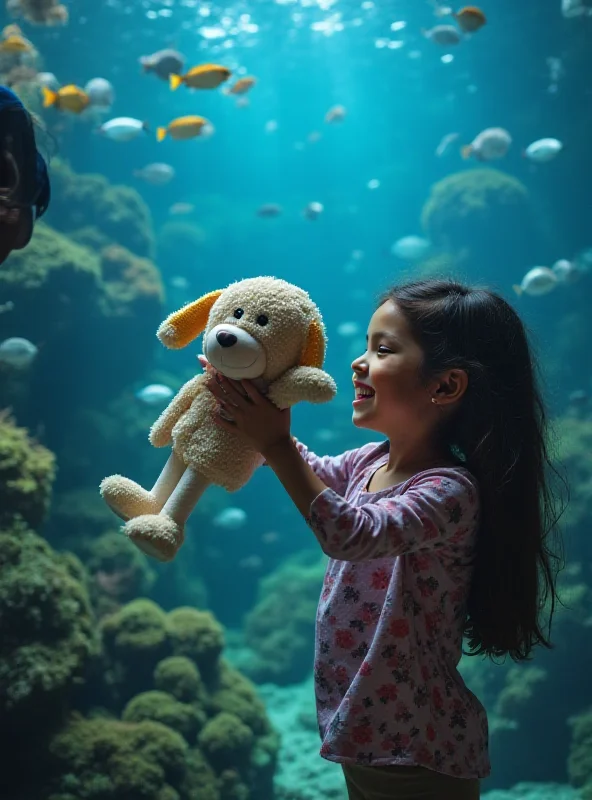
left=0, top=34, right=34, bottom=53
left=170, top=64, right=231, bottom=91
left=42, top=84, right=90, bottom=114
left=227, top=76, right=256, bottom=95
left=157, top=115, right=210, bottom=142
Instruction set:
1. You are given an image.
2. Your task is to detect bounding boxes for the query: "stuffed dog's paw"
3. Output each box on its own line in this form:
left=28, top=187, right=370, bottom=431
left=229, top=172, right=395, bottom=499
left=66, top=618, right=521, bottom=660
left=124, top=514, right=184, bottom=562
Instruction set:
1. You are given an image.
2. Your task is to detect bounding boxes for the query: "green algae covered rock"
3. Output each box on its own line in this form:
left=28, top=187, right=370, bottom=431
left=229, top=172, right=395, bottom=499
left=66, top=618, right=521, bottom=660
left=154, top=656, right=204, bottom=704
left=122, top=690, right=205, bottom=743
left=0, top=222, right=102, bottom=347
left=421, top=168, right=530, bottom=249
left=0, top=411, right=56, bottom=528
left=166, top=607, right=225, bottom=676
left=198, top=712, right=254, bottom=771
left=244, top=551, right=326, bottom=685
left=420, top=168, right=535, bottom=280
left=0, top=521, right=97, bottom=729
left=46, top=716, right=188, bottom=800
left=48, top=158, right=155, bottom=258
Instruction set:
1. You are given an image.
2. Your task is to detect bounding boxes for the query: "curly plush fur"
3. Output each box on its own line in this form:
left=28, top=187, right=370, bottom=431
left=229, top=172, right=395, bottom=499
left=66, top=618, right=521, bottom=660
left=100, top=277, right=337, bottom=562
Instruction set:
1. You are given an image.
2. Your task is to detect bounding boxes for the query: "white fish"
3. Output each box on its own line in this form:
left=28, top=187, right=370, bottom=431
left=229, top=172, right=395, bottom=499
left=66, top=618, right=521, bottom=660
left=325, top=104, right=346, bottom=123
left=523, top=138, right=563, bottom=163
left=337, top=321, right=361, bottom=337
left=37, top=72, right=60, bottom=91
left=303, top=201, right=324, bottom=220
left=436, top=132, right=460, bottom=157
left=367, top=179, right=380, bottom=189
left=561, top=0, right=592, bottom=17
left=422, top=25, right=462, bottom=45
left=462, top=127, right=512, bottom=161
left=0, top=337, right=38, bottom=368
left=512, top=267, right=559, bottom=297
left=391, top=235, right=431, bottom=261
left=551, top=259, right=581, bottom=283
left=85, top=78, right=115, bottom=110
left=265, top=120, right=278, bottom=133
left=133, top=163, right=175, bottom=185
left=135, top=384, right=174, bottom=405
left=98, top=117, right=149, bottom=142
left=213, top=507, right=248, bottom=530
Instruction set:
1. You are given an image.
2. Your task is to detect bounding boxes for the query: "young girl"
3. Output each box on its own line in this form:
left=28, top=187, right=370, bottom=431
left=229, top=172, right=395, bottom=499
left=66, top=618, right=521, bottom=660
left=205, top=278, right=565, bottom=800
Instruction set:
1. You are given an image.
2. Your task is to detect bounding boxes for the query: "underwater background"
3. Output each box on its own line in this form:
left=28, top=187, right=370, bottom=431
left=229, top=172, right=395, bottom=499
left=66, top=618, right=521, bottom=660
left=1, top=0, right=592, bottom=797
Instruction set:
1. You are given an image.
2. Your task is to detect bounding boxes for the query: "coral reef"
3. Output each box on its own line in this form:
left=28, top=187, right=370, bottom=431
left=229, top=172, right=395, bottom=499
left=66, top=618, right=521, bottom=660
left=87, top=532, right=158, bottom=618
left=420, top=168, right=536, bottom=281
left=567, top=708, right=592, bottom=799
left=0, top=520, right=97, bottom=738
left=243, top=551, right=326, bottom=685
left=47, top=159, right=155, bottom=259
left=0, top=220, right=164, bottom=443
left=7, top=0, right=68, bottom=25
left=0, top=410, right=55, bottom=528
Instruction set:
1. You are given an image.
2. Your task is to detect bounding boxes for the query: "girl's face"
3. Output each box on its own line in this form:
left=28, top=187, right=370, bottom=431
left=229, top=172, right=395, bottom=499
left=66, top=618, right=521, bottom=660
left=351, top=300, right=434, bottom=436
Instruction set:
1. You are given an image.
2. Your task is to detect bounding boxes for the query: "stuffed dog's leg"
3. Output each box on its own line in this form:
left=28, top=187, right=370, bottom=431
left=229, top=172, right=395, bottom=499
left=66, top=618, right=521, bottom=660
left=124, top=466, right=211, bottom=562
left=100, top=451, right=185, bottom=521
left=160, top=466, right=210, bottom=525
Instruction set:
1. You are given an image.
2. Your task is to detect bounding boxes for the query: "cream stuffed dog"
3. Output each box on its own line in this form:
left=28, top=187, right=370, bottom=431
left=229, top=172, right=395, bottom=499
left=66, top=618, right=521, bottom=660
left=100, top=276, right=337, bottom=562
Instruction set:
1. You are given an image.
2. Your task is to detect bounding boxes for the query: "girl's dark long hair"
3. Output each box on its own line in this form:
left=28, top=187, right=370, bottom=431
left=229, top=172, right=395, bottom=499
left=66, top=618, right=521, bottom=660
left=380, top=278, right=567, bottom=662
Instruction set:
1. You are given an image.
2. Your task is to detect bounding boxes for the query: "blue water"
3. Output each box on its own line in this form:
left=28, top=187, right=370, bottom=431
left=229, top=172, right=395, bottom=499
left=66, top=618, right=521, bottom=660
left=1, top=0, right=591, bottom=797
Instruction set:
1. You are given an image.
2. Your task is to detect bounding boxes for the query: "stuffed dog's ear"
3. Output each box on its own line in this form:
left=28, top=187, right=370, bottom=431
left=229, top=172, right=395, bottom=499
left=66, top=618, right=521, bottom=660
left=299, top=318, right=325, bottom=368
left=157, top=289, right=224, bottom=349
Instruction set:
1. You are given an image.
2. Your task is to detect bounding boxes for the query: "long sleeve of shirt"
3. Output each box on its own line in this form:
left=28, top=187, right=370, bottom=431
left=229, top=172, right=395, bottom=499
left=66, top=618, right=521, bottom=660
left=293, top=439, right=378, bottom=496
left=306, top=469, right=478, bottom=563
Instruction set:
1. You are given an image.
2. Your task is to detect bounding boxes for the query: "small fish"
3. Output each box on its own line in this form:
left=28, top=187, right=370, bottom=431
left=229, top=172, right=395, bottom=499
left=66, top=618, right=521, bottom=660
left=568, top=389, right=588, bottom=407
left=213, top=507, right=248, bottom=530
left=133, top=162, right=176, bottom=185
left=84, top=77, right=115, bottom=110
left=42, top=85, right=90, bottom=114
left=461, top=127, right=512, bottom=161
left=169, top=202, right=195, bottom=215
left=157, top=115, right=210, bottom=142
left=367, top=179, right=380, bottom=190
left=135, top=383, right=174, bottom=405
left=453, top=6, right=487, bottom=32
left=99, top=117, right=149, bottom=142
left=422, top=25, right=463, bottom=45
left=0, top=34, right=34, bottom=54
left=337, top=321, right=361, bottom=337
left=0, top=300, right=14, bottom=314
left=303, top=201, right=324, bottom=220
left=239, top=555, right=263, bottom=570
left=551, top=258, right=580, bottom=283
left=436, top=131, right=460, bottom=157
left=325, top=104, right=346, bottom=123
left=140, top=48, right=185, bottom=81
left=523, top=138, right=563, bottom=163
left=256, top=203, right=282, bottom=218
left=512, top=267, right=559, bottom=297
left=226, top=76, right=256, bottom=95
left=170, top=63, right=231, bottom=91
left=0, top=336, right=37, bottom=368
left=37, top=72, right=60, bottom=92
left=265, top=120, right=278, bottom=133
left=391, top=235, right=431, bottom=261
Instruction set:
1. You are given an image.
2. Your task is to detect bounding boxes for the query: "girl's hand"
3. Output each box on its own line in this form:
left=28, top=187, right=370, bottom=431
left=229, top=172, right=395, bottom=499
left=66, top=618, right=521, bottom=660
left=205, top=369, right=291, bottom=456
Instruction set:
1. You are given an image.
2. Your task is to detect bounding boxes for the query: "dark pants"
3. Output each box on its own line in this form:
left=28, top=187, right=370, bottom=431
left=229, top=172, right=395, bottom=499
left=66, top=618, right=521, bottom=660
left=342, top=763, right=480, bottom=800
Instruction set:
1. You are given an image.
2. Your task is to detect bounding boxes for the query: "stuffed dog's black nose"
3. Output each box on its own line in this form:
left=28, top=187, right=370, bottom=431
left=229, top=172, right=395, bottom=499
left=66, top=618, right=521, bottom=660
left=216, top=330, right=237, bottom=348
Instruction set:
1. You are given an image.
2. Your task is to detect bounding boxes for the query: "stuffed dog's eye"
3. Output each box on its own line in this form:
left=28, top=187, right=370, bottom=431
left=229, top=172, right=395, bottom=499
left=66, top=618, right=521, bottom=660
left=233, top=308, right=244, bottom=319
left=256, top=314, right=269, bottom=326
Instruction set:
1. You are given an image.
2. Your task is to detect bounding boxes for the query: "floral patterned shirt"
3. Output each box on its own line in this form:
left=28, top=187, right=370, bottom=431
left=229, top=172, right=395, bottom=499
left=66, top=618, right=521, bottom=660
left=295, top=439, right=490, bottom=780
